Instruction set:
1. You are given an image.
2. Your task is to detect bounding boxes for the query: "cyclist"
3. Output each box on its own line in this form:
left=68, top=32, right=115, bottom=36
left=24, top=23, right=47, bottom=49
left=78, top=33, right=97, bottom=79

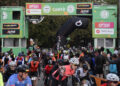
left=52, top=57, right=79, bottom=86
left=101, top=73, right=119, bottom=86
left=2, top=52, right=11, bottom=68
left=0, top=72, right=3, bottom=86
left=29, top=55, right=39, bottom=86
left=44, top=60, right=53, bottom=86
left=74, top=64, right=90, bottom=86
left=6, top=64, right=32, bottom=86
left=15, top=53, right=24, bottom=66
left=3, top=61, right=17, bottom=85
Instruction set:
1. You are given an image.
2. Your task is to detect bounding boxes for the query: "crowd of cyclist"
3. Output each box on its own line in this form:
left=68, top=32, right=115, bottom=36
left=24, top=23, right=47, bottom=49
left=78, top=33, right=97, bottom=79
left=0, top=44, right=120, bottom=86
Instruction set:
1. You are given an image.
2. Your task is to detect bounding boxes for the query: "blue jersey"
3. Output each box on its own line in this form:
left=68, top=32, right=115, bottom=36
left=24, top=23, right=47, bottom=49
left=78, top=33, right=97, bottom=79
left=6, top=74, right=32, bottom=86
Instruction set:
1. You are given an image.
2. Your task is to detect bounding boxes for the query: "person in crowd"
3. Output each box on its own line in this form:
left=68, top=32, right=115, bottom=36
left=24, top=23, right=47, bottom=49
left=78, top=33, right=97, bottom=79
left=29, top=55, right=39, bottom=86
left=0, top=72, right=3, bottom=86
left=101, top=73, right=119, bottom=86
left=15, top=53, right=24, bottom=66
left=3, top=61, right=17, bottom=85
left=114, top=48, right=118, bottom=55
left=73, top=64, right=90, bottom=86
left=52, top=57, right=79, bottom=86
left=44, top=60, right=53, bottom=86
left=2, top=52, right=11, bottom=69
left=109, top=54, right=118, bottom=74
left=95, top=49, right=106, bottom=78
left=117, top=52, right=120, bottom=77
left=6, top=64, right=32, bottom=86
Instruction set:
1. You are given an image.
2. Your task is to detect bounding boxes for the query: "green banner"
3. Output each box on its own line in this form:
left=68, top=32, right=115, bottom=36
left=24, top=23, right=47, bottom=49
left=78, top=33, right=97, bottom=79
left=0, top=7, right=28, bottom=38
left=92, top=5, right=117, bottom=38
left=26, top=3, right=92, bottom=15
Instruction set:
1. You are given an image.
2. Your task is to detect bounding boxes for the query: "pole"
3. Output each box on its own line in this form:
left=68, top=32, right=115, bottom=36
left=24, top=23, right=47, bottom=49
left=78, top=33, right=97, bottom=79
left=118, top=0, right=120, bottom=48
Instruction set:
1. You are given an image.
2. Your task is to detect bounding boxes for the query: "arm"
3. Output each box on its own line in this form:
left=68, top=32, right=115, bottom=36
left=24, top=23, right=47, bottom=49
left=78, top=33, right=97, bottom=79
left=6, top=77, right=15, bottom=86
left=26, top=77, right=32, bottom=86
left=0, top=73, right=3, bottom=86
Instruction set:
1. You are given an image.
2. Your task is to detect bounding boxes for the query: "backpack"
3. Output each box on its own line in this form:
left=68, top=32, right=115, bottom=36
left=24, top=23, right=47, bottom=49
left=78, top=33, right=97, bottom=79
left=109, top=64, right=117, bottom=73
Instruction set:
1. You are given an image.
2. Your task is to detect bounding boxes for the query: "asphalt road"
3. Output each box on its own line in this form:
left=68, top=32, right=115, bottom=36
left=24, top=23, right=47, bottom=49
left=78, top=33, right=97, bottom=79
left=37, top=72, right=72, bottom=86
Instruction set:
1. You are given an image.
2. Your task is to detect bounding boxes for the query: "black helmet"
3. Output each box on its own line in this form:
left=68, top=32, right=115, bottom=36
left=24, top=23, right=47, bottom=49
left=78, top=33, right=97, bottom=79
left=17, top=65, right=25, bottom=72
left=83, top=64, right=88, bottom=70
left=57, top=59, right=63, bottom=65
left=22, top=64, right=29, bottom=73
left=17, top=65, right=29, bottom=73
left=33, top=55, right=38, bottom=61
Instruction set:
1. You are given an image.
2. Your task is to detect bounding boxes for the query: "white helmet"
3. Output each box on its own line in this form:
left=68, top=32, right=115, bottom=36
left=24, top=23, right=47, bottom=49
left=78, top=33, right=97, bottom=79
left=106, top=73, right=119, bottom=81
left=50, top=53, right=54, bottom=57
left=69, top=58, right=79, bottom=65
left=63, top=55, right=69, bottom=60
left=9, top=61, right=16, bottom=66
left=63, top=50, right=68, bottom=54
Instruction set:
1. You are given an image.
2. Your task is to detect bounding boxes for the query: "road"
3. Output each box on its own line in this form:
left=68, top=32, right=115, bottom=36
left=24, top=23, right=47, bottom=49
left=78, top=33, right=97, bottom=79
left=37, top=72, right=72, bottom=86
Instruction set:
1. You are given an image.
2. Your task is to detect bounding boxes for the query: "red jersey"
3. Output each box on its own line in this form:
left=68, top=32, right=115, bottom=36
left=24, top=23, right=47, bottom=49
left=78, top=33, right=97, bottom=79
left=45, top=65, right=53, bottom=74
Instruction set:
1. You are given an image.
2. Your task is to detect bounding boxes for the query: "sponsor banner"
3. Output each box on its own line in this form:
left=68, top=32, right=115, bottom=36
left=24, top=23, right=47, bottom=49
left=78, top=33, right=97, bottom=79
left=26, top=9, right=41, bottom=14
left=3, top=23, right=20, bottom=29
left=95, top=22, right=114, bottom=28
left=95, top=29, right=114, bottom=35
left=2, top=29, right=20, bottom=35
left=26, top=3, right=92, bottom=15
left=76, top=9, right=92, bottom=14
left=26, top=4, right=41, bottom=9
left=77, top=3, right=92, bottom=9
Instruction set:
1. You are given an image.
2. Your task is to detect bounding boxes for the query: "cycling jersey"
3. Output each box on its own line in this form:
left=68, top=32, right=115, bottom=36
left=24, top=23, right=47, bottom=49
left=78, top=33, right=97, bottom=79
left=101, top=83, right=107, bottom=86
left=52, top=65, right=75, bottom=81
left=0, top=72, right=3, bottom=86
left=6, top=74, right=32, bottom=86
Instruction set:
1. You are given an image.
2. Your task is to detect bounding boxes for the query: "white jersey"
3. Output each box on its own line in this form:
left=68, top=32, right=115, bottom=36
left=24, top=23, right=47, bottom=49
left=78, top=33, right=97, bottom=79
left=75, top=67, right=87, bottom=78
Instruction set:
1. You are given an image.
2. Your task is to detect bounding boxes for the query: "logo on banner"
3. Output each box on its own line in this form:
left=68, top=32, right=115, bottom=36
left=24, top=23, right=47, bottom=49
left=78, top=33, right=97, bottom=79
left=67, top=5, right=74, bottom=13
left=100, top=10, right=109, bottom=19
left=43, top=5, right=51, bottom=13
left=96, top=30, right=100, bottom=33
left=2, top=12, right=7, bottom=19
left=75, top=20, right=82, bottom=26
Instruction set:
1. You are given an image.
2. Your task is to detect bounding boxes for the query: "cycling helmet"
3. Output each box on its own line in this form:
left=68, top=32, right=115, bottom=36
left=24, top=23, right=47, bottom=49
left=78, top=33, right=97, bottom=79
left=106, top=73, right=119, bottom=81
left=63, top=55, right=69, bottom=60
left=33, top=55, right=38, bottom=61
left=57, top=59, right=63, bottom=65
left=18, top=53, right=23, bottom=57
left=22, top=64, right=30, bottom=73
left=69, top=58, right=79, bottom=65
left=48, top=60, right=52, bottom=65
left=5, top=52, right=8, bottom=56
left=9, top=61, right=16, bottom=66
left=17, top=65, right=25, bottom=72
left=50, top=53, right=54, bottom=57
left=83, top=64, right=88, bottom=70
left=17, top=65, right=29, bottom=73
left=63, top=50, right=68, bottom=54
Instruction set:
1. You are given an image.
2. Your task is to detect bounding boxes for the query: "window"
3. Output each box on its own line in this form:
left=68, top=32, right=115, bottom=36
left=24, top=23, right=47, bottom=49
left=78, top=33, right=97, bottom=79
left=105, top=39, right=113, bottom=48
left=13, top=11, right=20, bottom=20
left=21, top=39, right=26, bottom=47
left=97, top=38, right=104, bottom=48
left=3, top=38, right=19, bottom=47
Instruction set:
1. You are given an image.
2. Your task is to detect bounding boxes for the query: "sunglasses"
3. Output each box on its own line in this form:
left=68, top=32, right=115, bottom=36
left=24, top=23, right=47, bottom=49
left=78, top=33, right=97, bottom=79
left=109, top=81, right=118, bottom=84
left=73, top=64, right=78, bottom=66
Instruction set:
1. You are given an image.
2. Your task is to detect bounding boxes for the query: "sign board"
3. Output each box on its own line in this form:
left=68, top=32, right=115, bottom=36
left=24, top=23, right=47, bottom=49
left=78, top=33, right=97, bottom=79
left=26, top=3, right=92, bottom=15
left=0, top=7, right=28, bottom=38
left=2, top=23, right=20, bottom=35
left=2, top=29, right=20, bottom=35
left=92, top=5, right=117, bottom=38
left=3, top=23, right=20, bottom=29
